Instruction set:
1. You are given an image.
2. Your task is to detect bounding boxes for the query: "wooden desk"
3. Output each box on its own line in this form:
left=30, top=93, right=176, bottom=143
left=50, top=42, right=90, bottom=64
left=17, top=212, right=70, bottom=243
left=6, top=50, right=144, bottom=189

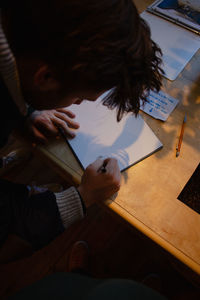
left=36, top=1, right=200, bottom=276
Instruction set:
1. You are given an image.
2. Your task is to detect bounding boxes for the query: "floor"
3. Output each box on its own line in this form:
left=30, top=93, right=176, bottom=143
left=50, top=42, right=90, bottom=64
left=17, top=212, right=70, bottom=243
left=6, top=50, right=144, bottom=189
left=0, top=148, right=200, bottom=299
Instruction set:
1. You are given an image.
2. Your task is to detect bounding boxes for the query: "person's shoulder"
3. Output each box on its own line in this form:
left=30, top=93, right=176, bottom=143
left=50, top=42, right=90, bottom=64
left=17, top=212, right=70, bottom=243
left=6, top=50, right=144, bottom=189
left=0, top=76, right=23, bottom=149
left=0, top=76, right=18, bottom=111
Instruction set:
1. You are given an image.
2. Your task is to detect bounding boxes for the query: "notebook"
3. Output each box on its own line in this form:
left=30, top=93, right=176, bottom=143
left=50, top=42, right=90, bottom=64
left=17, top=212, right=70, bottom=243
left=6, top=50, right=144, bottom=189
left=67, top=93, right=163, bottom=171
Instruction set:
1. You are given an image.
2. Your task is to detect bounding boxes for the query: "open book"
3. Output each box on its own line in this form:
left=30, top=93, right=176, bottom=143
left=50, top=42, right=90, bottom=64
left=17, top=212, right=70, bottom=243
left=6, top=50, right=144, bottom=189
left=67, top=93, right=163, bottom=171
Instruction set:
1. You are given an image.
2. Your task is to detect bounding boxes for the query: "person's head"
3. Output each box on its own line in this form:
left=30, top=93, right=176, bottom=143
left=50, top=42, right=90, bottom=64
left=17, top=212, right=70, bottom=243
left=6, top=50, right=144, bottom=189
left=2, top=0, right=163, bottom=120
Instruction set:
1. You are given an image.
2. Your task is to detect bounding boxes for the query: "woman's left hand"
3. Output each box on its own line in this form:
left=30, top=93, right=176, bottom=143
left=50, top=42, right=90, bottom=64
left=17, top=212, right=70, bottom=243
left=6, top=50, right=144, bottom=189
left=25, top=108, right=80, bottom=143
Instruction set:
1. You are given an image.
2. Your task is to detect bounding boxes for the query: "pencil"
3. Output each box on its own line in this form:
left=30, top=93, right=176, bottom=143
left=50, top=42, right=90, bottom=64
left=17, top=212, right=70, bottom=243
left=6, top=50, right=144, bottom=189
left=176, top=113, right=187, bottom=157
left=99, top=165, right=107, bottom=173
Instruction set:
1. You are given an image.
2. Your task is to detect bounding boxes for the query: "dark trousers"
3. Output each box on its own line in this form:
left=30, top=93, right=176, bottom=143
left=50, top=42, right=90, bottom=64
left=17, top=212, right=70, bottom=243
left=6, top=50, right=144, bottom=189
left=8, top=272, right=166, bottom=300
left=0, top=179, right=64, bottom=250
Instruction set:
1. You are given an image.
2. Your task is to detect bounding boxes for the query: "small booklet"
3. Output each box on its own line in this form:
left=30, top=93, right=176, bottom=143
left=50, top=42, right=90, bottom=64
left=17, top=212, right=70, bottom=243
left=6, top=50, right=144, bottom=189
left=147, top=0, right=200, bottom=35
left=140, top=90, right=179, bottom=121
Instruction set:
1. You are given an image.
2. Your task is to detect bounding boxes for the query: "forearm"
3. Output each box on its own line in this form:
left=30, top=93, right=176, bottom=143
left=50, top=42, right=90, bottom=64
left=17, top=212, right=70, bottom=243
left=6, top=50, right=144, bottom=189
left=0, top=179, right=86, bottom=250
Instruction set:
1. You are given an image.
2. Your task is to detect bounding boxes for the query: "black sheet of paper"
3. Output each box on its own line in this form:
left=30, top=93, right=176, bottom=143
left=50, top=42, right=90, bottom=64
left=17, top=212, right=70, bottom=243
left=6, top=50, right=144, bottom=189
left=178, top=164, right=200, bottom=214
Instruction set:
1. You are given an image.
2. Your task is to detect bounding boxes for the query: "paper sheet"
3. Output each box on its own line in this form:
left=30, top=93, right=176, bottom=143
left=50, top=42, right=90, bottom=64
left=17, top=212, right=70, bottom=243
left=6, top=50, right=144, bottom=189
left=141, top=11, right=200, bottom=80
left=140, top=90, right=179, bottom=121
left=67, top=94, right=163, bottom=171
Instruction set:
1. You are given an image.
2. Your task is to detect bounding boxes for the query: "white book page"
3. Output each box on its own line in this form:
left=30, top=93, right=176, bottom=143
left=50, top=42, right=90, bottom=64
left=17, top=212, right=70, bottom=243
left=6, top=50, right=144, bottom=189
left=141, top=11, right=200, bottom=81
left=68, top=94, right=163, bottom=171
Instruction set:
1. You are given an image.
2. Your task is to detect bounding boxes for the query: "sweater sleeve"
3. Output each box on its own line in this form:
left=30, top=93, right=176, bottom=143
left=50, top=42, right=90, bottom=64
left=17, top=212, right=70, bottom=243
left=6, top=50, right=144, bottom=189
left=55, top=187, right=86, bottom=229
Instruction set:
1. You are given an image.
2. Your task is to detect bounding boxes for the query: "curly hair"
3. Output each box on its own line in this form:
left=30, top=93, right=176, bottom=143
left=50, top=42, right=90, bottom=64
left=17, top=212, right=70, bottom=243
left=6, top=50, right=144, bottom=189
left=4, top=0, right=163, bottom=120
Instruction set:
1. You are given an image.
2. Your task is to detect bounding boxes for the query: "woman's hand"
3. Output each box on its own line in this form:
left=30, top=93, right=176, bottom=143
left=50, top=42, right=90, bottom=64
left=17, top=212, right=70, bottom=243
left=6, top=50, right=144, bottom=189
left=78, top=158, right=121, bottom=207
left=25, top=108, right=80, bottom=143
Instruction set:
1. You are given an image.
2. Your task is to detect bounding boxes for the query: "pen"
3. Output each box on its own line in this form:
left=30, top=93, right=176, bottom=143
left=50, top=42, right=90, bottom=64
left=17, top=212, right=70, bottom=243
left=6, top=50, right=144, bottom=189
left=176, top=113, right=187, bottom=157
left=98, top=161, right=107, bottom=173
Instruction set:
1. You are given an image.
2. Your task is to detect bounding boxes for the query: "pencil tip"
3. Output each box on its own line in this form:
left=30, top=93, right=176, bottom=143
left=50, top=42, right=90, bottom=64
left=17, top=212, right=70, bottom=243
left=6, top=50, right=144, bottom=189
left=176, top=151, right=180, bottom=157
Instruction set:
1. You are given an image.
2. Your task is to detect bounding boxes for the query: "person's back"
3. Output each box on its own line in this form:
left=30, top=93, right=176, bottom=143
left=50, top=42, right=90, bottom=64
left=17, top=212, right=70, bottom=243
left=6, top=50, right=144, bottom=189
left=0, top=0, right=163, bottom=250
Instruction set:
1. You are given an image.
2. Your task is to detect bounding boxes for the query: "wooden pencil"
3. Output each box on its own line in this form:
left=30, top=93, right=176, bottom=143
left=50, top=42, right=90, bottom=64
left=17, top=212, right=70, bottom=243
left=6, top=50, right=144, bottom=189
left=176, top=113, right=187, bottom=157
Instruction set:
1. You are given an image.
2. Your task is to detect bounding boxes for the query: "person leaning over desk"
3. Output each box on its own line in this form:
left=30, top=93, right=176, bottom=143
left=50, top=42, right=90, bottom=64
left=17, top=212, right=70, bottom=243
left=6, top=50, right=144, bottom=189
left=0, top=0, right=163, bottom=250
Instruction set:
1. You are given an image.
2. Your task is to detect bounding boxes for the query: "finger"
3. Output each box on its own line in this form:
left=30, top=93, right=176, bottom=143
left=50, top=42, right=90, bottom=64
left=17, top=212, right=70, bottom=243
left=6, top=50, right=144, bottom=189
left=52, top=118, right=76, bottom=138
left=104, top=158, right=121, bottom=183
left=35, top=121, right=58, bottom=137
left=54, top=112, right=80, bottom=129
left=56, top=108, right=76, bottom=118
left=87, top=158, right=104, bottom=171
left=31, top=125, right=48, bottom=144
left=104, top=158, right=119, bottom=172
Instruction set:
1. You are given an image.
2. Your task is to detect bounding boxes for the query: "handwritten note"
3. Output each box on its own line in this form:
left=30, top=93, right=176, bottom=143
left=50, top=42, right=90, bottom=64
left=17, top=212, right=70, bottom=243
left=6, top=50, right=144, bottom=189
left=140, top=90, right=179, bottom=121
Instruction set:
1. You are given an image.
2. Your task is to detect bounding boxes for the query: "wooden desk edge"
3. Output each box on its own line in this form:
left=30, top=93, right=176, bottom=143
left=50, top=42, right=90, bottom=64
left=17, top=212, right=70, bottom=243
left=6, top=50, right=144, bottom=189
left=34, top=146, right=81, bottom=185
left=105, top=200, right=200, bottom=276
left=36, top=144, right=200, bottom=276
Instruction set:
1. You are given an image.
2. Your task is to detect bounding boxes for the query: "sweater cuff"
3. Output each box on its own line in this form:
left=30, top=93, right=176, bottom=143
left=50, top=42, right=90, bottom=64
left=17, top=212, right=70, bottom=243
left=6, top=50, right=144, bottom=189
left=55, top=186, right=85, bottom=229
